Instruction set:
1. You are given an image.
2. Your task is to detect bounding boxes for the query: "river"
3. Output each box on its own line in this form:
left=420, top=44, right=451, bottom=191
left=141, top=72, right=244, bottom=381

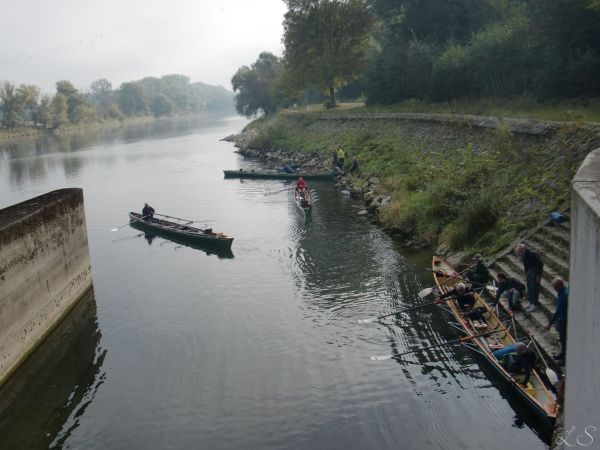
left=0, top=115, right=548, bottom=449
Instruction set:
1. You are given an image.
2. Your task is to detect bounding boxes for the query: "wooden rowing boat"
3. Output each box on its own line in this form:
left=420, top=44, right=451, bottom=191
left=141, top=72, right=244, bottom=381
left=128, top=212, right=233, bottom=252
left=432, top=255, right=557, bottom=427
left=223, top=169, right=333, bottom=180
left=294, top=189, right=312, bottom=218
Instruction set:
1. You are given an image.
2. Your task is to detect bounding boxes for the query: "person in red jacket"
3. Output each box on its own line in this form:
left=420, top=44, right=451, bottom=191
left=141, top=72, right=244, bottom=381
left=295, top=177, right=308, bottom=192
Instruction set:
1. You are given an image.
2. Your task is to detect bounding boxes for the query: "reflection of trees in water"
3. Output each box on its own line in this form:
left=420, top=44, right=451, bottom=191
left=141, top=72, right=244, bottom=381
left=0, top=288, right=106, bottom=450
left=0, top=114, right=232, bottom=187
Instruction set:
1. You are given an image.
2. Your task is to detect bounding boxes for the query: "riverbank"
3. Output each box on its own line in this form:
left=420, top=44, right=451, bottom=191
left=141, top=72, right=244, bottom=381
left=228, top=111, right=600, bottom=260
left=0, top=116, right=157, bottom=141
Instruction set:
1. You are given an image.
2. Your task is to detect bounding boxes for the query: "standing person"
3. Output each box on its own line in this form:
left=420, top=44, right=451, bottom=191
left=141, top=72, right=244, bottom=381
left=545, top=277, right=568, bottom=363
left=494, top=272, right=526, bottom=313
left=336, top=146, right=345, bottom=169
left=332, top=150, right=339, bottom=169
left=516, top=243, right=544, bottom=312
left=142, top=203, right=155, bottom=221
left=350, top=156, right=359, bottom=175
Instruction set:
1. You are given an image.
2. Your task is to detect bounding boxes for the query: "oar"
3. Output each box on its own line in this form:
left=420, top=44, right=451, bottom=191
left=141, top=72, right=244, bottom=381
left=111, top=215, right=146, bottom=231
left=153, top=213, right=213, bottom=223
left=528, top=333, right=559, bottom=385
left=358, top=300, right=439, bottom=323
left=264, top=187, right=294, bottom=196
left=371, top=329, right=506, bottom=361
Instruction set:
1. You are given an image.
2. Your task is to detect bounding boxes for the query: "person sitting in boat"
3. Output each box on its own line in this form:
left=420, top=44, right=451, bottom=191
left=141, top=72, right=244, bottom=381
left=436, top=282, right=476, bottom=309
left=142, top=203, right=155, bottom=221
left=296, top=177, right=308, bottom=192
left=465, top=254, right=491, bottom=286
left=492, top=342, right=537, bottom=386
left=494, top=272, right=526, bottom=313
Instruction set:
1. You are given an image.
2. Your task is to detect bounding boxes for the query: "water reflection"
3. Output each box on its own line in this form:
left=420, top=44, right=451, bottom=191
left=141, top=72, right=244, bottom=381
left=0, top=114, right=232, bottom=188
left=0, top=289, right=105, bottom=450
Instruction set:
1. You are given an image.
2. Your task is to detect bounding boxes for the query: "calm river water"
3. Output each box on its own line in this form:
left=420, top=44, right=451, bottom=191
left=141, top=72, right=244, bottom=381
left=0, top=115, right=548, bottom=449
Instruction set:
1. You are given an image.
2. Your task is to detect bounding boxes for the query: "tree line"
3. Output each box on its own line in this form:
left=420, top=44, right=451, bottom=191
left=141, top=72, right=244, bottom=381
left=0, top=74, right=234, bottom=130
left=232, top=0, right=600, bottom=116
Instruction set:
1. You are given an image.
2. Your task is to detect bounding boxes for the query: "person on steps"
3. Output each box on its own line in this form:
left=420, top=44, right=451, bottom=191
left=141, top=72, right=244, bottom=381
left=516, top=243, right=544, bottom=312
left=494, top=272, right=526, bottom=313
left=545, top=277, right=568, bottom=364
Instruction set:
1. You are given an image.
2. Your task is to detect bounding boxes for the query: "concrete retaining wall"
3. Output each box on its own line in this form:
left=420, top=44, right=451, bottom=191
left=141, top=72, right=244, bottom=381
left=0, top=188, right=93, bottom=386
left=559, top=149, right=600, bottom=448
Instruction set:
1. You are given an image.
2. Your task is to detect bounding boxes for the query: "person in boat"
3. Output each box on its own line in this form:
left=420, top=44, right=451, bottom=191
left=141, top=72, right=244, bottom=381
left=544, top=277, right=568, bottom=364
left=494, top=272, right=526, bottom=313
left=516, top=243, right=544, bottom=312
left=465, top=254, right=491, bottom=286
left=296, top=177, right=308, bottom=192
left=436, top=282, right=476, bottom=309
left=142, top=203, right=155, bottom=221
left=492, top=342, right=536, bottom=387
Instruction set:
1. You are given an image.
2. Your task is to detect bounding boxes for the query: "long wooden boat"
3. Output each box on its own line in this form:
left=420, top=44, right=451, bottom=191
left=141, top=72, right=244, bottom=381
left=432, top=255, right=557, bottom=427
left=294, top=188, right=312, bottom=218
left=128, top=212, right=233, bottom=252
left=223, top=169, right=333, bottom=180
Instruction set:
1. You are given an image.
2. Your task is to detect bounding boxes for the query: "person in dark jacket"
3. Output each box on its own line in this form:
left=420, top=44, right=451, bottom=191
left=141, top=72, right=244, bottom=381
left=142, top=203, right=155, bottom=221
left=465, top=254, right=491, bottom=286
left=437, top=283, right=476, bottom=309
left=516, top=243, right=544, bottom=312
left=545, top=277, right=568, bottom=363
left=495, top=272, right=526, bottom=313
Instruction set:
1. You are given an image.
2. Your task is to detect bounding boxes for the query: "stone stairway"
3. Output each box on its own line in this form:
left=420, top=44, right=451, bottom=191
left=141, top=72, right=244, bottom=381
left=488, top=217, right=571, bottom=371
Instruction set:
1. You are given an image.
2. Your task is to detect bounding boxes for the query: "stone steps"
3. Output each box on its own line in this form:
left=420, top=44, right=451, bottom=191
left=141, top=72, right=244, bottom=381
left=523, top=239, right=570, bottom=280
left=496, top=254, right=559, bottom=305
left=493, top=295, right=561, bottom=371
left=484, top=215, right=570, bottom=374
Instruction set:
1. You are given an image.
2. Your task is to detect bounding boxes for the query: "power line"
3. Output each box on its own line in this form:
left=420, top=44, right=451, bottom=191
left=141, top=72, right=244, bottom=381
left=1, top=0, right=243, bottom=64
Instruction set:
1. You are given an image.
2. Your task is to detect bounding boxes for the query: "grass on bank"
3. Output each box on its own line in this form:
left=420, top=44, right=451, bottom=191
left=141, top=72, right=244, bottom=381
left=244, top=112, right=576, bottom=255
left=311, top=96, right=600, bottom=123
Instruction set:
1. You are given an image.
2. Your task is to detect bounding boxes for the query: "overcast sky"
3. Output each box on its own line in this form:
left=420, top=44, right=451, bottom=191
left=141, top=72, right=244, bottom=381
left=0, top=0, right=286, bottom=93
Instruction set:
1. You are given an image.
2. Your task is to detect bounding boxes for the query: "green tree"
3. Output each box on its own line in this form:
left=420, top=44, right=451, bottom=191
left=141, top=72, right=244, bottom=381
left=118, top=82, right=146, bottom=116
left=150, top=94, right=174, bottom=117
left=0, top=81, right=23, bottom=128
left=90, top=78, right=114, bottom=117
left=38, top=94, right=54, bottom=128
left=17, top=84, right=40, bottom=124
left=56, top=80, right=85, bottom=123
left=282, top=0, right=375, bottom=107
left=231, top=52, right=282, bottom=117
left=51, top=93, right=69, bottom=128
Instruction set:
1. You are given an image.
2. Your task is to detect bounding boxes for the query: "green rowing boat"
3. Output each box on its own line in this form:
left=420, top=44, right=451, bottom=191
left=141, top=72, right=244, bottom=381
left=223, top=169, right=334, bottom=180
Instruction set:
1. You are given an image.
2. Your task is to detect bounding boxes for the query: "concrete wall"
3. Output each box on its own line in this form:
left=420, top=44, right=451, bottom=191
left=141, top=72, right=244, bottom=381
left=0, top=188, right=93, bottom=387
left=561, top=149, right=600, bottom=448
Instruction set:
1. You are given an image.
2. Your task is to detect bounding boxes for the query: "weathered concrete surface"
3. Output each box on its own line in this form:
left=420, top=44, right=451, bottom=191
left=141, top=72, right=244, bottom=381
left=555, top=149, right=600, bottom=449
left=0, top=188, right=93, bottom=387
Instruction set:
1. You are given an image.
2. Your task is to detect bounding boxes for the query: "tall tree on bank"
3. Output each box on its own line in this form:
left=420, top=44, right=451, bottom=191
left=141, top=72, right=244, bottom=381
left=231, top=52, right=282, bottom=117
left=0, top=81, right=23, bottom=129
left=282, top=0, right=374, bottom=107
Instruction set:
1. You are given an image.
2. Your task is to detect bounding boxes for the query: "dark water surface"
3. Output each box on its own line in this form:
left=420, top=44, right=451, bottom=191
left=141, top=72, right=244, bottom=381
left=0, top=116, right=547, bottom=449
